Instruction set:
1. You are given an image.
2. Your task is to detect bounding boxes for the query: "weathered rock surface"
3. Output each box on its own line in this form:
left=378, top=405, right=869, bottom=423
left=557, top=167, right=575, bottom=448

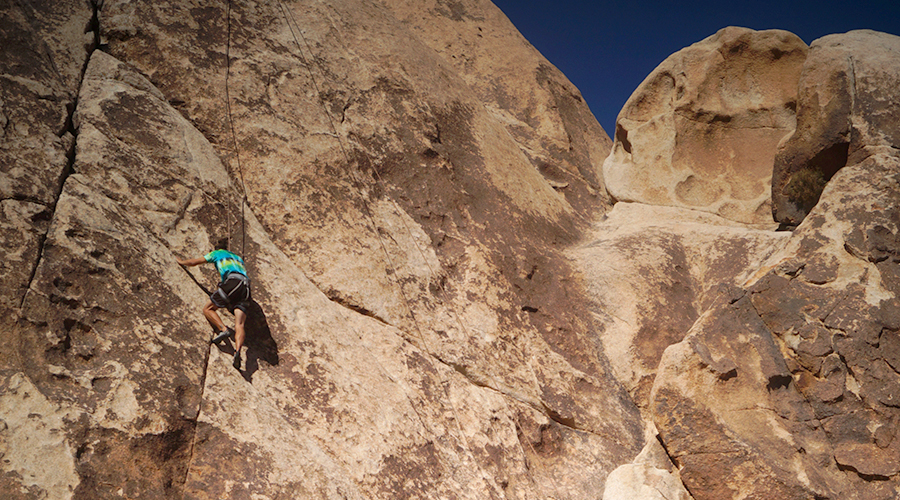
left=651, top=150, right=900, bottom=498
left=0, top=0, right=94, bottom=346
left=602, top=425, right=694, bottom=500
left=603, top=27, right=808, bottom=225
left=3, top=0, right=900, bottom=497
left=382, top=0, right=612, bottom=213
left=595, top=27, right=900, bottom=500
left=1, top=1, right=644, bottom=498
left=572, top=202, right=788, bottom=407
left=773, top=30, right=900, bottom=225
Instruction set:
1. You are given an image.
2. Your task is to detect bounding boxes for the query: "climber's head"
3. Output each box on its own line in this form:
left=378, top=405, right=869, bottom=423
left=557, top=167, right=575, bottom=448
left=215, top=237, right=229, bottom=251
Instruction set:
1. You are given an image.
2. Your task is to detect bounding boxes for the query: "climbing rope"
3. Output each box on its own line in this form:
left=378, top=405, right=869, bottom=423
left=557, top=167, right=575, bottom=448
left=275, top=0, right=510, bottom=493
left=213, top=1, right=568, bottom=495
left=225, top=0, right=248, bottom=258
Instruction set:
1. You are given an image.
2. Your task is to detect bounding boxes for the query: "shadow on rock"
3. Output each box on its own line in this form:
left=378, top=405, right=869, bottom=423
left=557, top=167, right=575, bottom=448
left=213, top=299, right=278, bottom=382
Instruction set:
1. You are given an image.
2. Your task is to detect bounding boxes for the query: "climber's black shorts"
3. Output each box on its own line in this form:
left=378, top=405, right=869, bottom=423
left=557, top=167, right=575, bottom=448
left=210, top=273, right=251, bottom=314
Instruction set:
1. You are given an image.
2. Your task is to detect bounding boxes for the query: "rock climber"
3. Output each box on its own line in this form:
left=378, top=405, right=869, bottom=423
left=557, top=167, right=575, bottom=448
left=177, top=238, right=251, bottom=370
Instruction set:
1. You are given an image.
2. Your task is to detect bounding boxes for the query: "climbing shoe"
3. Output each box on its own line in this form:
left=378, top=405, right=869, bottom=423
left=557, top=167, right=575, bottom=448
left=233, top=351, right=242, bottom=370
left=211, top=328, right=235, bottom=345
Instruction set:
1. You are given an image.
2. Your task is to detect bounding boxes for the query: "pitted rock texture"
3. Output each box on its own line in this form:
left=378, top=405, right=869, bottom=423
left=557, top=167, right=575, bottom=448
left=603, top=26, right=808, bottom=225
left=3, top=0, right=900, bottom=498
left=651, top=150, right=900, bottom=499
left=772, top=30, right=900, bottom=225
left=0, top=0, right=94, bottom=340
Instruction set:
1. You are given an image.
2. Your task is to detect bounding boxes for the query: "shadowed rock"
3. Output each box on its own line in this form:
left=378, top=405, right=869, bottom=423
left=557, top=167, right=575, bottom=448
left=773, top=30, right=900, bottom=225
left=652, top=148, right=900, bottom=499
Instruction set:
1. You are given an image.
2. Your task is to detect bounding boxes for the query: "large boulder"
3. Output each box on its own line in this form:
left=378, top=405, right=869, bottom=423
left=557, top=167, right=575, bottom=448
left=651, top=149, right=900, bottom=499
left=603, top=27, right=808, bottom=225
left=772, top=30, right=900, bottom=225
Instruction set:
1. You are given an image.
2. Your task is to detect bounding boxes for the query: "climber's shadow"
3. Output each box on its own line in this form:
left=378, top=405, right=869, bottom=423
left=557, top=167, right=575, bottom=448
left=213, top=299, right=279, bottom=382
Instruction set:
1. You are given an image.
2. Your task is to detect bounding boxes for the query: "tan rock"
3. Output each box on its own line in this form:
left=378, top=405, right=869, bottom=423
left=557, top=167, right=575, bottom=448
left=2, top=0, right=644, bottom=494
left=603, top=27, right=808, bottom=225
left=651, top=150, right=900, bottom=499
left=603, top=425, right=694, bottom=500
left=772, top=30, right=900, bottom=225
left=380, top=0, right=613, bottom=213
left=97, top=0, right=643, bottom=485
left=572, top=202, right=787, bottom=407
left=0, top=0, right=93, bottom=338
left=0, top=372, right=80, bottom=500
left=12, top=2, right=900, bottom=499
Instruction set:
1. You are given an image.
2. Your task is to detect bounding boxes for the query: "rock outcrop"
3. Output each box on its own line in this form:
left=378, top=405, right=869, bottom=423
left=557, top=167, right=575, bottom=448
left=3, top=0, right=900, bottom=498
left=772, top=30, right=900, bottom=225
left=651, top=149, right=900, bottom=499
left=2, top=0, right=642, bottom=498
left=572, top=203, right=788, bottom=407
left=646, top=30, right=900, bottom=500
left=586, top=27, right=900, bottom=500
left=603, top=27, right=808, bottom=225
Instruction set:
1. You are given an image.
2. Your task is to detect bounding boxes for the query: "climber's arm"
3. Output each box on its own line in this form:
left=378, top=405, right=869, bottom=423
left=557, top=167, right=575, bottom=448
left=177, top=256, right=208, bottom=267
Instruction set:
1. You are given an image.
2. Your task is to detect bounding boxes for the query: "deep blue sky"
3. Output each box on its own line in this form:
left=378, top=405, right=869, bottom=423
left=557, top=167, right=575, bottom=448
left=491, top=0, right=900, bottom=136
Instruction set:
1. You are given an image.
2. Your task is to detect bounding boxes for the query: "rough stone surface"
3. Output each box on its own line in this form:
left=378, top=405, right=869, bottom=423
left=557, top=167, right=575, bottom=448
left=603, top=27, right=808, bottom=225
left=4, top=2, right=900, bottom=498
left=0, top=0, right=94, bottom=342
left=1, top=1, right=643, bottom=498
left=381, top=0, right=612, bottom=213
left=602, top=426, right=694, bottom=500
left=773, top=30, right=900, bottom=225
left=651, top=150, right=900, bottom=499
left=572, top=202, right=788, bottom=407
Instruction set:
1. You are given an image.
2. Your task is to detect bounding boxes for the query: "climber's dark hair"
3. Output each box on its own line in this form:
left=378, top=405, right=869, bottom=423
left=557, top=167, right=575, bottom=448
left=215, top=237, right=229, bottom=251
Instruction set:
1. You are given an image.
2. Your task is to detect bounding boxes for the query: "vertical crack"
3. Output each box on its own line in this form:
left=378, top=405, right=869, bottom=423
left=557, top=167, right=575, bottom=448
left=181, top=343, right=213, bottom=495
left=19, top=96, right=78, bottom=311
left=19, top=0, right=101, bottom=311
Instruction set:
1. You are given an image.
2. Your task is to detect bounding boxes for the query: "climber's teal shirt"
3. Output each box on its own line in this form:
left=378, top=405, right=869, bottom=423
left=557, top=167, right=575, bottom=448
left=204, top=250, right=247, bottom=281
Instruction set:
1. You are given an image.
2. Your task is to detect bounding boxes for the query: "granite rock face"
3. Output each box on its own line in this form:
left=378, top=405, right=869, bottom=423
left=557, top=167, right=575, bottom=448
left=382, top=0, right=613, bottom=213
left=3, top=0, right=900, bottom=498
left=593, top=27, right=900, bottom=500
left=1, top=1, right=642, bottom=498
left=772, top=30, right=900, bottom=225
left=603, top=27, right=807, bottom=225
left=572, top=203, right=787, bottom=408
left=651, top=150, right=900, bottom=499
left=0, top=0, right=94, bottom=346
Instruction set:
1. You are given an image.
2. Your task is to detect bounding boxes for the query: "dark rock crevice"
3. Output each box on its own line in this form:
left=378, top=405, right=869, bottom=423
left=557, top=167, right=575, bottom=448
left=18, top=0, right=103, bottom=314
left=19, top=90, right=79, bottom=313
left=180, top=345, right=214, bottom=494
left=325, top=292, right=393, bottom=327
